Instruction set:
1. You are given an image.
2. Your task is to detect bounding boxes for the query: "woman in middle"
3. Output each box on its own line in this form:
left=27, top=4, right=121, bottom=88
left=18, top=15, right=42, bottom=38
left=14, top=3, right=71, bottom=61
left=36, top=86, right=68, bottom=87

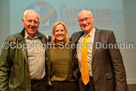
left=47, top=21, right=78, bottom=91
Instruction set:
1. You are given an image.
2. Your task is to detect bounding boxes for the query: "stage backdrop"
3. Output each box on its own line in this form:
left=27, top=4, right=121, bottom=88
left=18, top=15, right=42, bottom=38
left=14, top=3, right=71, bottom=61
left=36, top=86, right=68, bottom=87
left=0, top=0, right=136, bottom=84
left=10, top=0, right=125, bottom=42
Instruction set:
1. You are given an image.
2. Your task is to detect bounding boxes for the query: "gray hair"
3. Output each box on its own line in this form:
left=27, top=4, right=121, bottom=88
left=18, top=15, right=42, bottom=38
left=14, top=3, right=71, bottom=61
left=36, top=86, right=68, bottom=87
left=78, top=9, right=93, bottom=17
left=23, top=9, right=40, bottom=19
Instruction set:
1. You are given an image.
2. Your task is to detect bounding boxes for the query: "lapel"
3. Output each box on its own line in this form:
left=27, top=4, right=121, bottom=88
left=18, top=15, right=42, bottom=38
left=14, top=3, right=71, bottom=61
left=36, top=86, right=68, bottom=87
left=15, top=29, right=46, bottom=63
left=72, top=29, right=102, bottom=61
left=72, top=31, right=84, bottom=44
left=16, top=29, right=28, bottom=62
left=17, top=29, right=45, bottom=62
left=92, top=29, right=101, bottom=61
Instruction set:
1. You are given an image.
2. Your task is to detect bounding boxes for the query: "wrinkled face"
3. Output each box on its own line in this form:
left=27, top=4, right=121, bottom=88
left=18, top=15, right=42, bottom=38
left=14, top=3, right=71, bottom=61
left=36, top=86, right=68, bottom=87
left=55, top=24, right=66, bottom=42
left=22, top=11, right=40, bottom=38
left=78, top=10, right=94, bottom=33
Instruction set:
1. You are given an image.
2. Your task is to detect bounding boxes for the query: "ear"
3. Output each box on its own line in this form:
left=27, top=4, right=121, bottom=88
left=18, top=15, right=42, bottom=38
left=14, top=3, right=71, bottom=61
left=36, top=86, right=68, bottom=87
left=22, top=18, right=25, bottom=26
left=92, top=16, right=94, bottom=23
left=22, top=18, right=24, bottom=22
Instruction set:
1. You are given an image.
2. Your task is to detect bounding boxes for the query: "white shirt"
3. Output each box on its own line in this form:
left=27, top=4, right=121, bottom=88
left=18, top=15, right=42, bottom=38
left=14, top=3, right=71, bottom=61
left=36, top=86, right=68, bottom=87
left=25, top=31, right=46, bottom=80
left=76, top=28, right=96, bottom=76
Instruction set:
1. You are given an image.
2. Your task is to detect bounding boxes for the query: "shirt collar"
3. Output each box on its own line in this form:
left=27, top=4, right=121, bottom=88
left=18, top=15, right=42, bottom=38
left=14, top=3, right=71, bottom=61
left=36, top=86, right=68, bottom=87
left=83, top=27, right=96, bottom=38
left=24, top=31, right=39, bottom=40
left=88, top=27, right=95, bottom=38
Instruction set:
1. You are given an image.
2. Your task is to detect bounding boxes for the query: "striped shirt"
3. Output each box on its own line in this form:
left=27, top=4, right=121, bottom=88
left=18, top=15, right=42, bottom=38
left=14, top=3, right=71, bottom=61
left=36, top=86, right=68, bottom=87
left=77, top=28, right=95, bottom=76
left=25, top=31, right=46, bottom=80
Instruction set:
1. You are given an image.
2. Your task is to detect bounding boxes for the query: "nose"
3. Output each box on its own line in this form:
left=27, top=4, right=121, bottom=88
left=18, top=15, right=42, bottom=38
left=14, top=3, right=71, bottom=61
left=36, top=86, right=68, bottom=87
left=57, top=30, right=64, bottom=35
left=58, top=31, right=62, bottom=34
left=83, top=19, right=87, bottom=24
left=30, top=21, right=36, bottom=26
left=31, top=21, right=35, bottom=24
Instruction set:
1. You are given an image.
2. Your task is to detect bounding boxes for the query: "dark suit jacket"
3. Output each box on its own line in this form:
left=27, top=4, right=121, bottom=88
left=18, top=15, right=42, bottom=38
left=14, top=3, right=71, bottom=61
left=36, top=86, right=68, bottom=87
left=71, top=28, right=128, bottom=91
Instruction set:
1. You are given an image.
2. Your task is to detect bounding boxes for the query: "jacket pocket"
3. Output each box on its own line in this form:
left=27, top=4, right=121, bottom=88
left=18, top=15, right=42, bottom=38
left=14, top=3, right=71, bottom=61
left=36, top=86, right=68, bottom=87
left=105, top=72, right=113, bottom=80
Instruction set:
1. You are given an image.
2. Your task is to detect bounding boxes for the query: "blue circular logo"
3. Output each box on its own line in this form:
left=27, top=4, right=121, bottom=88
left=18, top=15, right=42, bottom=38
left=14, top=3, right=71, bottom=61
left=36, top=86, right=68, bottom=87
left=26, top=1, right=57, bottom=31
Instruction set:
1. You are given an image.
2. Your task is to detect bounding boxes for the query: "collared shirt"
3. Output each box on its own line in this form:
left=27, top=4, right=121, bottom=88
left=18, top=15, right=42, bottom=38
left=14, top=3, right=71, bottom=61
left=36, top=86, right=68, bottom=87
left=77, top=28, right=96, bottom=76
left=25, top=31, right=46, bottom=80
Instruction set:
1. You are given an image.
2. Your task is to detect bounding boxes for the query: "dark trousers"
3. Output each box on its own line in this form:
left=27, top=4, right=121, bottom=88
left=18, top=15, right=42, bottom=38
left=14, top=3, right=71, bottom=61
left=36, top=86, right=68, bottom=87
left=31, top=76, right=47, bottom=91
left=48, top=81, right=79, bottom=91
left=79, top=77, right=95, bottom=91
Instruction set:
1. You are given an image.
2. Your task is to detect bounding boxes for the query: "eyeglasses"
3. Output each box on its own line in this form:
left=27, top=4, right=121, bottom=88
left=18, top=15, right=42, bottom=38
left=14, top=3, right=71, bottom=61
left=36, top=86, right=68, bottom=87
left=27, top=19, right=39, bottom=24
left=79, top=18, right=91, bottom=23
left=24, top=18, right=39, bottom=24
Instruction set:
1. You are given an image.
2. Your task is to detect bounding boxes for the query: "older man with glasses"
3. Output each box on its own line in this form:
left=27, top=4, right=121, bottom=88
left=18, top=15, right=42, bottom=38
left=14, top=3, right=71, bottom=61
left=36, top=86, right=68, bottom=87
left=71, top=9, right=128, bottom=91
